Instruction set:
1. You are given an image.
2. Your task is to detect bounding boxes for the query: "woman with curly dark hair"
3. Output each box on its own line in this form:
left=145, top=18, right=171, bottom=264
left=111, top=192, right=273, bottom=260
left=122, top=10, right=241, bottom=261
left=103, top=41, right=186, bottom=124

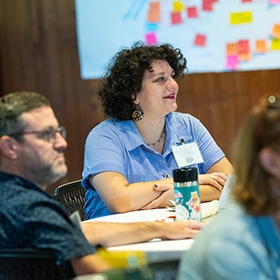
left=82, top=42, right=233, bottom=219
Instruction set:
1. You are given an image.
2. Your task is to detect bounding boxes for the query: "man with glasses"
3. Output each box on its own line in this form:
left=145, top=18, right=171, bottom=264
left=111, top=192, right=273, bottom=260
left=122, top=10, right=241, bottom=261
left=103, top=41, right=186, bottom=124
left=0, top=91, right=110, bottom=275
left=0, top=91, right=202, bottom=277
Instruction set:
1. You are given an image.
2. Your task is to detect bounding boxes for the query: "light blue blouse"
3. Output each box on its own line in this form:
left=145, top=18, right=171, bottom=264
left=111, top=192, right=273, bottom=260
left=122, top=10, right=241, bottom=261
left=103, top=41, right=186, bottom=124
left=177, top=204, right=280, bottom=280
left=82, top=112, right=225, bottom=219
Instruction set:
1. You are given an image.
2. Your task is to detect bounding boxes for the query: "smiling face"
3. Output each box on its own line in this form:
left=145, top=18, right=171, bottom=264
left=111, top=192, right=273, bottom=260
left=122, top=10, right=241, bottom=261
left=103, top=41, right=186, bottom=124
left=12, top=106, right=68, bottom=189
left=134, top=60, right=179, bottom=119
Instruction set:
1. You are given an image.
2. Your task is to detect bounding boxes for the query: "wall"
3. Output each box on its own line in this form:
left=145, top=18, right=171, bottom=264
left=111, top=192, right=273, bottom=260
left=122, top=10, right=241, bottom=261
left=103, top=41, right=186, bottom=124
left=1, top=0, right=280, bottom=193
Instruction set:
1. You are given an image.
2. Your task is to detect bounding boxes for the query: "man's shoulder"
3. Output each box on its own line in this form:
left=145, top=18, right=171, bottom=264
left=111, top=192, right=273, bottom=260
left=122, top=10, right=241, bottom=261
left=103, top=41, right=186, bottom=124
left=0, top=172, right=27, bottom=196
left=0, top=172, right=54, bottom=210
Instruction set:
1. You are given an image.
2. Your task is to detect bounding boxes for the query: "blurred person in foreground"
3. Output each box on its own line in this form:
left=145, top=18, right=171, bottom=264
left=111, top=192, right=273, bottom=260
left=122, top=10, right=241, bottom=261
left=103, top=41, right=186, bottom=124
left=177, top=95, right=280, bottom=280
left=82, top=41, right=233, bottom=219
left=0, top=91, right=202, bottom=277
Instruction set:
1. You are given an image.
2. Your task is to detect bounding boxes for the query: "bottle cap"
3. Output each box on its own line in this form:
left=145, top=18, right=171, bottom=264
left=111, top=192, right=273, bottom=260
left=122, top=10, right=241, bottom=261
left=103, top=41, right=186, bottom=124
left=173, top=167, right=198, bottom=183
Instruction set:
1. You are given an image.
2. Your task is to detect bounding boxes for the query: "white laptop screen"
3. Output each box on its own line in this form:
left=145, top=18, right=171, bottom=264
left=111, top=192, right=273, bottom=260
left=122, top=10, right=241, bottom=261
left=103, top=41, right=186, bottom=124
left=218, top=174, right=236, bottom=210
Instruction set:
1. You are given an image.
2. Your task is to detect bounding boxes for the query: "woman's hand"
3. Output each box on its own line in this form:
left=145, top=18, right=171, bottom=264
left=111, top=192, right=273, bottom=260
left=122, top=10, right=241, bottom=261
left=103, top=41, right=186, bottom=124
left=141, top=183, right=174, bottom=210
left=198, top=172, right=229, bottom=192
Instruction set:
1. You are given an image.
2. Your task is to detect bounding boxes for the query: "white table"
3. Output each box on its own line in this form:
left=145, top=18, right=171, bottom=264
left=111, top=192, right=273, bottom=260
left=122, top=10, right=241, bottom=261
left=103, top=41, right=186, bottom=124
left=84, top=201, right=219, bottom=261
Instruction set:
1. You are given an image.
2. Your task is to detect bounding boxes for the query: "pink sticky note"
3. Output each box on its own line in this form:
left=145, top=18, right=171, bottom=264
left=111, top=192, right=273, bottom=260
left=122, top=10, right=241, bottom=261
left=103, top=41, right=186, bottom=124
left=269, top=0, right=280, bottom=3
left=171, top=11, right=183, bottom=24
left=145, top=32, right=157, bottom=45
left=226, top=55, right=238, bottom=70
left=187, top=6, right=198, bottom=18
left=194, top=34, right=206, bottom=46
left=237, top=39, right=250, bottom=53
left=202, top=0, right=214, bottom=11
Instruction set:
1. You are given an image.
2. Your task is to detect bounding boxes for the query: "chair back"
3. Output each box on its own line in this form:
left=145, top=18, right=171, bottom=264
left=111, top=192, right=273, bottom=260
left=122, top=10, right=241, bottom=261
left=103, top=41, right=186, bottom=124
left=53, top=179, right=86, bottom=221
left=0, top=248, right=75, bottom=280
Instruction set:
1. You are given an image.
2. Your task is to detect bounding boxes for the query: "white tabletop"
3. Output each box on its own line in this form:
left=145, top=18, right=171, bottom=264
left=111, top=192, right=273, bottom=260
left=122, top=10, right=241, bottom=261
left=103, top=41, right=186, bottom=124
left=84, top=201, right=219, bottom=261
left=87, top=200, right=218, bottom=223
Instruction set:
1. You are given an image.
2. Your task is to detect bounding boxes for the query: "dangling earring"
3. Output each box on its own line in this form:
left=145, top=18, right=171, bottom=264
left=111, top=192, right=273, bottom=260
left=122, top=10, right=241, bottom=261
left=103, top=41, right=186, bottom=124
left=132, top=105, right=144, bottom=121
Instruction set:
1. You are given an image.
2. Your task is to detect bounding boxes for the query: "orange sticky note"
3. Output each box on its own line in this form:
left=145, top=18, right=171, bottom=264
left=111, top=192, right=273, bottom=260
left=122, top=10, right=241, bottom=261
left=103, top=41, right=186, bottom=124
left=226, top=43, right=237, bottom=55
left=271, top=23, right=280, bottom=39
left=194, top=34, right=206, bottom=46
left=242, top=0, right=252, bottom=2
left=171, top=11, right=183, bottom=24
left=145, top=32, right=157, bottom=45
left=238, top=52, right=251, bottom=61
left=148, top=2, right=160, bottom=23
left=255, top=40, right=267, bottom=53
left=187, top=6, right=198, bottom=18
left=173, top=1, right=184, bottom=12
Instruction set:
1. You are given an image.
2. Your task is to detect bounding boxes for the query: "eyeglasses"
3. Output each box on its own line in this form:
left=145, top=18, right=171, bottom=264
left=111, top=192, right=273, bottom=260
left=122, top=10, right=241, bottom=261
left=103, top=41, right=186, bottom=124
left=8, top=126, right=66, bottom=142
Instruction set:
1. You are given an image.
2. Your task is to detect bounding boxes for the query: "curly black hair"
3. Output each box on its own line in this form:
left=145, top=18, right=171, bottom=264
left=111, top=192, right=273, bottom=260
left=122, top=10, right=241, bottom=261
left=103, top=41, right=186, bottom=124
left=98, top=41, right=188, bottom=120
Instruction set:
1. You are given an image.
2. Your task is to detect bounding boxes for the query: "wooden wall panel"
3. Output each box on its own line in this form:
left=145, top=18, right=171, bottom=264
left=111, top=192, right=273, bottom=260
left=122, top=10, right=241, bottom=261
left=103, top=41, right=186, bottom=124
left=0, top=0, right=104, bottom=193
left=1, top=0, right=280, bottom=193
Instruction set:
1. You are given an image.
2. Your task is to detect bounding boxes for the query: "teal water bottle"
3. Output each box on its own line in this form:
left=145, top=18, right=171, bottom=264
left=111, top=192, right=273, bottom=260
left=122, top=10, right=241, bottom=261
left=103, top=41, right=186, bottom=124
left=173, top=167, right=201, bottom=221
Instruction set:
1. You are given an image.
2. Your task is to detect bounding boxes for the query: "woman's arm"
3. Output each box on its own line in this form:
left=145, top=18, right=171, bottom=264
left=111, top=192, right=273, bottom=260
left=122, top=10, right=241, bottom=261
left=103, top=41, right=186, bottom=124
left=143, top=157, right=234, bottom=209
left=91, top=156, right=233, bottom=213
left=90, top=172, right=175, bottom=213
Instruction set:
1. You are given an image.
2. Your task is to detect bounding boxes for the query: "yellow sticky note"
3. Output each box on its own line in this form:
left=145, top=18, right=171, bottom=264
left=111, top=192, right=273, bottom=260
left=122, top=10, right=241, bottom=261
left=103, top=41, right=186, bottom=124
left=230, top=11, right=252, bottom=24
left=271, top=38, right=280, bottom=50
left=96, top=248, right=147, bottom=269
left=173, top=1, right=184, bottom=12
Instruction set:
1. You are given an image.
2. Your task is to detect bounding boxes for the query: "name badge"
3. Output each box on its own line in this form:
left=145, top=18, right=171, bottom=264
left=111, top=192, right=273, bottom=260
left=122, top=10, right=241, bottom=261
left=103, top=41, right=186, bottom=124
left=172, top=141, right=204, bottom=168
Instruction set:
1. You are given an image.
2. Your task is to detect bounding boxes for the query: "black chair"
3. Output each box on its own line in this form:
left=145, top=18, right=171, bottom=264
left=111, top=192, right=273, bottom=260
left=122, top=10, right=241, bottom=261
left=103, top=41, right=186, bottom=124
left=0, top=248, right=75, bottom=280
left=148, top=259, right=179, bottom=280
left=53, top=179, right=86, bottom=221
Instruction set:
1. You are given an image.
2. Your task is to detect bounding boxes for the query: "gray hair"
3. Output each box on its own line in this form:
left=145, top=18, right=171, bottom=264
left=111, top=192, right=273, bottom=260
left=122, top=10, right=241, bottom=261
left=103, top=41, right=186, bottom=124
left=0, top=91, right=50, bottom=139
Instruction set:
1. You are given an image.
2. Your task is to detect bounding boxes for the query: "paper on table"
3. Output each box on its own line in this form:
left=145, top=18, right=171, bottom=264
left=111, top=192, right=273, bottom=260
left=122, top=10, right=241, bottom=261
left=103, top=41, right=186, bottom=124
left=201, top=200, right=219, bottom=219
left=84, top=201, right=219, bottom=224
left=166, top=200, right=219, bottom=220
